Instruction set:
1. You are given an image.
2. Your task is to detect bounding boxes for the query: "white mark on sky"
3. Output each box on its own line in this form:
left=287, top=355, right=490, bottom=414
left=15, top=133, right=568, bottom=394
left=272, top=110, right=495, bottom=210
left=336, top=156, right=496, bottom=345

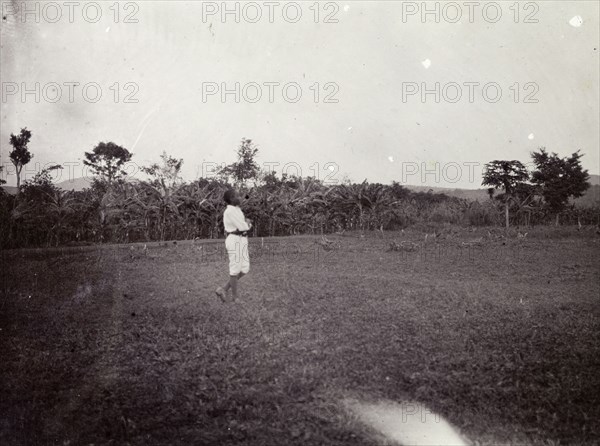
left=569, top=15, right=583, bottom=27
left=421, top=59, right=432, bottom=69
left=344, top=5, right=350, bottom=12
left=131, top=102, right=163, bottom=151
left=347, top=126, right=352, bottom=131
left=388, top=156, right=394, bottom=163
left=528, top=133, right=535, bottom=140
left=105, top=27, right=110, bottom=33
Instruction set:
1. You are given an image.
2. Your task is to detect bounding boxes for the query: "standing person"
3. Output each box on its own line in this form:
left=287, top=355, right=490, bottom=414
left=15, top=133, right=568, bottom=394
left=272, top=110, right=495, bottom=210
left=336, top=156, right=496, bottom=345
left=215, top=189, right=251, bottom=302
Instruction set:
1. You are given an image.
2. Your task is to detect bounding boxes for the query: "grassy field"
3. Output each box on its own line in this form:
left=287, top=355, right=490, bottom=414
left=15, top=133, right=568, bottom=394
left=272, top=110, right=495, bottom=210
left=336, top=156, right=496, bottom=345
left=1, top=228, right=599, bottom=445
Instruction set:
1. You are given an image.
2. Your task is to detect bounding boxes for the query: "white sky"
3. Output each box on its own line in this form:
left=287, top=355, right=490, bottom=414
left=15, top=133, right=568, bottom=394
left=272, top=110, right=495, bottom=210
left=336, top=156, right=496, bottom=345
left=1, top=1, right=598, bottom=188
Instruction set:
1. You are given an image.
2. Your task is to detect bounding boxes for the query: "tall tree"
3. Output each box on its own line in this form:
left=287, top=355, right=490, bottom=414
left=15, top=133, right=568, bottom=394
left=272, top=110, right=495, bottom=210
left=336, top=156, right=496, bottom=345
left=9, top=127, right=34, bottom=193
left=218, top=138, right=260, bottom=187
left=140, top=152, right=185, bottom=241
left=84, top=142, right=133, bottom=184
left=482, top=160, right=529, bottom=228
left=141, top=151, right=183, bottom=195
left=530, top=148, right=590, bottom=225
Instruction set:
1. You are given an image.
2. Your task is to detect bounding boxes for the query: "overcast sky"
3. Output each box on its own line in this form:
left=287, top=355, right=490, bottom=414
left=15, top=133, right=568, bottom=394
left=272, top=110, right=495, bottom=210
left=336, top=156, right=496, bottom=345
left=1, top=1, right=598, bottom=188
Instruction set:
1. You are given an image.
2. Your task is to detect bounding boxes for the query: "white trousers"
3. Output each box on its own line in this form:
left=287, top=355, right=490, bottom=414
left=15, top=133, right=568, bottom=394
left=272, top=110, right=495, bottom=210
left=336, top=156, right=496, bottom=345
left=225, top=234, right=250, bottom=275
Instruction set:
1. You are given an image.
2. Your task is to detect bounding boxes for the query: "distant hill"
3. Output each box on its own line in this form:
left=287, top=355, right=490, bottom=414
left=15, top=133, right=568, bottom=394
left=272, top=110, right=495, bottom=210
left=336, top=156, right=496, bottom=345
left=55, top=176, right=144, bottom=191
left=574, top=184, right=600, bottom=207
left=1, top=176, right=130, bottom=194
left=404, top=185, right=490, bottom=202
left=0, top=186, right=18, bottom=195
left=55, top=177, right=95, bottom=191
left=404, top=175, right=600, bottom=208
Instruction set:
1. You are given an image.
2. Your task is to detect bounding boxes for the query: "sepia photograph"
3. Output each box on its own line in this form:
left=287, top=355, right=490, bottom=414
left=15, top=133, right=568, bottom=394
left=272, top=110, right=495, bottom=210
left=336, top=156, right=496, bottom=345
left=1, top=1, right=599, bottom=445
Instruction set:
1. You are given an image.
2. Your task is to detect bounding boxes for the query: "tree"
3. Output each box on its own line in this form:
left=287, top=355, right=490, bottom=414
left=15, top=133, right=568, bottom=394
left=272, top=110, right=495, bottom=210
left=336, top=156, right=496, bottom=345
left=530, top=148, right=590, bottom=225
left=390, top=181, right=410, bottom=200
left=141, top=151, right=183, bottom=195
left=261, top=170, right=281, bottom=192
left=13, top=165, right=65, bottom=246
left=9, top=127, right=34, bottom=193
left=20, top=164, right=63, bottom=198
left=218, top=138, right=260, bottom=187
left=84, top=142, right=133, bottom=184
left=139, top=152, right=185, bottom=241
left=482, top=160, right=529, bottom=228
left=0, top=166, right=6, bottom=185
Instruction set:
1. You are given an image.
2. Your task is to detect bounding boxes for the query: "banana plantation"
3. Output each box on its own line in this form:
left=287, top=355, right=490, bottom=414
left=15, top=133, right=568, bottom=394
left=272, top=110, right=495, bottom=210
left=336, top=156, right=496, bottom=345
left=1, top=173, right=598, bottom=249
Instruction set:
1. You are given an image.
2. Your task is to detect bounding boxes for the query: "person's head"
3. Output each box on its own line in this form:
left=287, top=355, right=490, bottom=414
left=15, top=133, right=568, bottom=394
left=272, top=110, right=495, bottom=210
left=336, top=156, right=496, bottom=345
left=223, top=189, right=241, bottom=206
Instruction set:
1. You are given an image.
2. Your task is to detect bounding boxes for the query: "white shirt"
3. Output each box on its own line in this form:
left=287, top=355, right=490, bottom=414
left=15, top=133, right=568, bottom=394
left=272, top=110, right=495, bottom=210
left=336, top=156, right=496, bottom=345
left=223, top=205, right=250, bottom=233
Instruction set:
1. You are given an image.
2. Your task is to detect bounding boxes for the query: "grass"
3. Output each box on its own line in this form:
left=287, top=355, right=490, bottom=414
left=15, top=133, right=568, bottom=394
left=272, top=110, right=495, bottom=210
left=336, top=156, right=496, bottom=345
left=1, top=227, right=599, bottom=445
